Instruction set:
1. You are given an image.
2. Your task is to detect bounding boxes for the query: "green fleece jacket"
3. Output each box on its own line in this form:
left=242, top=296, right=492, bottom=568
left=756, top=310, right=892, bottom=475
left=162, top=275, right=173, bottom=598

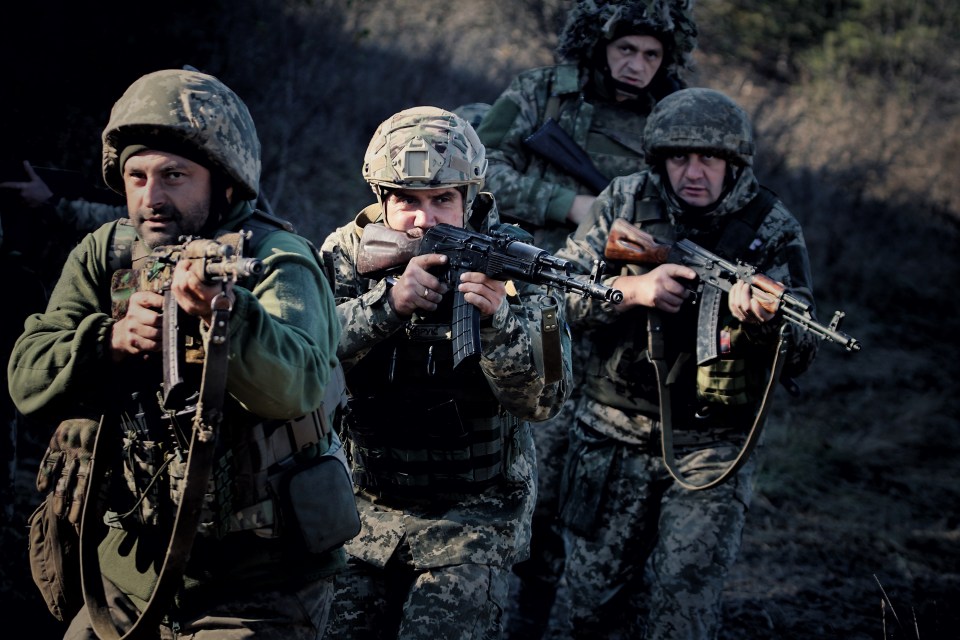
left=8, top=200, right=344, bottom=608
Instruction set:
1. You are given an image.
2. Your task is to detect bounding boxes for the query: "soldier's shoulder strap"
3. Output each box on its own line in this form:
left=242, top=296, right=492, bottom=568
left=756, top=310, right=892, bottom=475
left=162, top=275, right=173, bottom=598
left=233, top=209, right=297, bottom=254
left=544, top=63, right=582, bottom=123
left=714, top=186, right=779, bottom=263
left=107, top=218, right=145, bottom=271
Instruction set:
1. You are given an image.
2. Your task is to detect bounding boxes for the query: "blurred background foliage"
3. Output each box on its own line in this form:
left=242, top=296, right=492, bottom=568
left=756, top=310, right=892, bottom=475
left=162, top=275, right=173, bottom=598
left=1, top=1, right=958, bottom=636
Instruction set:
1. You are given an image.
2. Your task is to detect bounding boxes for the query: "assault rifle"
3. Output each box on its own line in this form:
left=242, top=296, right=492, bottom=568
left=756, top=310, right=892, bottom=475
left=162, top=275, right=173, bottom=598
left=604, top=218, right=862, bottom=352
left=357, top=222, right=623, bottom=368
left=139, top=235, right=264, bottom=407
left=523, top=118, right=609, bottom=195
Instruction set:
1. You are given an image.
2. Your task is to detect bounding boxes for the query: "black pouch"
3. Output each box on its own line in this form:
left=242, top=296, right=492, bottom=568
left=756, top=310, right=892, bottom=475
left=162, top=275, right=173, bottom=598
left=279, top=443, right=361, bottom=554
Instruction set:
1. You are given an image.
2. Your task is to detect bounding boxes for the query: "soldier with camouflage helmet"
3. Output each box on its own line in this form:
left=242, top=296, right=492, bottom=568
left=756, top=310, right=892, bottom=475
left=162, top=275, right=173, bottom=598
left=547, top=87, right=820, bottom=638
left=8, top=68, right=348, bottom=638
left=474, top=2, right=698, bottom=635
left=320, top=106, right=571, bottom=639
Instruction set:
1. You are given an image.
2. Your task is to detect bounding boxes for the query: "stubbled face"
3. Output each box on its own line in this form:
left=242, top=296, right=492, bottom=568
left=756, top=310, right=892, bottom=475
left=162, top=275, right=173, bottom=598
left=606, top=34, right=664, bottom=100
left=384, top=187, right=465, bottom=233
left=123, top=150, right=214, bottom=249
left=665, top=153, right=728, bottom=208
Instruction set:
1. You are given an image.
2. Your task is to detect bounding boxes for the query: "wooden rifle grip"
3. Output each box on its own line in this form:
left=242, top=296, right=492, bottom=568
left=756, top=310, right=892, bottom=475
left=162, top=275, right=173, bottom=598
left=604, top=218, right=672, bottom=264
left=750, top=273, right=786, bottom=314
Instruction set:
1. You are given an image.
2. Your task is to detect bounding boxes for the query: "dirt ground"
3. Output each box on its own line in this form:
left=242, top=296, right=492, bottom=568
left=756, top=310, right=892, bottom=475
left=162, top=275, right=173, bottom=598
left=2, top=306, right=958, bottom=640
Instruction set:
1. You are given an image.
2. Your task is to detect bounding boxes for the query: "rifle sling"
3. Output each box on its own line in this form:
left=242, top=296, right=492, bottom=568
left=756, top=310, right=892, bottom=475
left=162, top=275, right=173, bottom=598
left=80, top=297, right=232, bottom=638
left=648, top=311, right=791, bottom=491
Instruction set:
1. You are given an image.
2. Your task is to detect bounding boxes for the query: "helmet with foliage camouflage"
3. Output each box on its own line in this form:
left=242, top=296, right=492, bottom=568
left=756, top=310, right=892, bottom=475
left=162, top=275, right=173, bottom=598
left=362, top=106, right=487, bottom=212
left=556, top=0, right=698, bottom=73
left=643, top=87, right=755, bottom=166
left=102, top=68, right=261, bottom=200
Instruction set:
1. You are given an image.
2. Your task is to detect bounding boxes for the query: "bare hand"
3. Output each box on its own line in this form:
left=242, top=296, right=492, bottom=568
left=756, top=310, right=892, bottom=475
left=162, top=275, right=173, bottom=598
left=110, top=290, right=164, bottom=362
left=0, top=160, right=54, bottom=207
left=728, top=280, right=777, bottom=324
left=171, top=259, right=234, bottom=323
left=458, top=271, right=506, bottom=317
left=613, top=264, right=698, bottom=313
left=387, top=253, right=451, bottom=317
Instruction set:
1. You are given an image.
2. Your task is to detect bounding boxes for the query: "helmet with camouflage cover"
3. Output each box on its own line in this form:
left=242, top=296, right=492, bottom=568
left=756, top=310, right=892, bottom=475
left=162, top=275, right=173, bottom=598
left=102, top=68, right=261, bottom=200
left=643, top=87, right=755, bottom=167
left=362, top=106, right=487, bottom=214
left=556, top=0, right=698, bottom=73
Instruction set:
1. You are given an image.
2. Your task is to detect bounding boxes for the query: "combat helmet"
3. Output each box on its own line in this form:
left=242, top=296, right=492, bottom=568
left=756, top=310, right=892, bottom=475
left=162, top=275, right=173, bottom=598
left=102, top=68, right=261, bottom=200
left=556, top=0, right=698, bottom=73
left=362, top=106, right=487, bottom=213
left=643, top=88, right=755, bottom=167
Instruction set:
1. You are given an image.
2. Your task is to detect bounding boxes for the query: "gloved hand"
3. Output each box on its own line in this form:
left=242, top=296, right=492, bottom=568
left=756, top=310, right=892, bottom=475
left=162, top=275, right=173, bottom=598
left=35, top=418, right=99, bottom=525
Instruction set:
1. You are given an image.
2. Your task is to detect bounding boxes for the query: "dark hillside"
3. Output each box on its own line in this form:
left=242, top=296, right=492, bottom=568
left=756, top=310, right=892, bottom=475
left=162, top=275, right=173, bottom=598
left=2, top=1, right=958, bottom=638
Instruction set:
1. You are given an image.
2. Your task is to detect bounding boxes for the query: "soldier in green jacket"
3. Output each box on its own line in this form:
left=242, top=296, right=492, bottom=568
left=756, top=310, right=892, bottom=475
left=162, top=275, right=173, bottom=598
left=475, top=2, right=698, bottom=635
left=8, top=68, right=347, bottom=639
left=321, top=106, right=571, bottom=639
left=550, top=88, right=820, bottom=638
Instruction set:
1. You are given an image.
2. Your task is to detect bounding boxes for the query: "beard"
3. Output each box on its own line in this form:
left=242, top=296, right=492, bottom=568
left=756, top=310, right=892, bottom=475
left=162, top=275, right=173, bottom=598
left=134, top=201, right=211, bottom=250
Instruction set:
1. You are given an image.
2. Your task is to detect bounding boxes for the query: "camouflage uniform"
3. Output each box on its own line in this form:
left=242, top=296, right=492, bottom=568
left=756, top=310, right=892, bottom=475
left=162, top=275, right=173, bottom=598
left=8, top=69, right=345, bottom=638
left=321, top=107, right=572, bottom=639
left=548, top=88, right=819, bottom=639
left=475, top=2, right=697, bottom=635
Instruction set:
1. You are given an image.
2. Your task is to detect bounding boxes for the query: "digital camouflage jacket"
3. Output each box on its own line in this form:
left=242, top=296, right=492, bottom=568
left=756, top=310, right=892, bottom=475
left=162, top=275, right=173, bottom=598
left=319, top=193, right=572, bottom=569
left=477, top=63, right=656, bottom=251
left=556, top=168, right=820, bottom=444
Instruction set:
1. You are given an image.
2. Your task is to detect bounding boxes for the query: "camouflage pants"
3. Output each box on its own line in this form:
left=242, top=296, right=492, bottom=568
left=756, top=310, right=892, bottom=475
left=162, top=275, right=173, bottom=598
left=504, top=396, right=576, bottom=639
left=546, top=421, right=755, bottom=640
left=63, top=575, right=334, bottom=639
left=327, top=545, right=510, bottom=639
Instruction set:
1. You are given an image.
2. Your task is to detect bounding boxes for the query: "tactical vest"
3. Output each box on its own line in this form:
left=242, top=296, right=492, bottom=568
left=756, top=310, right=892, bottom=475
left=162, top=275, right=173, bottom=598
left=343, top=293, right=518, bottom=497
left=107, top=212, right=347, bottom=538
left=585, top=177, right=778, bottom=426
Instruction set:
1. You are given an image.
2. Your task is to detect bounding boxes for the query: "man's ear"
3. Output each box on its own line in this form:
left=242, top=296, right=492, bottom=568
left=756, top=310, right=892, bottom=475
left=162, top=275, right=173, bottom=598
left=225, top=185, right=234, bottom=204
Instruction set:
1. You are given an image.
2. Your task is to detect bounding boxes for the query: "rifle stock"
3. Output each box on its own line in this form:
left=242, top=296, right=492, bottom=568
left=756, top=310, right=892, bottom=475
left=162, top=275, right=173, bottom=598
left=523, top=118, right=610, bottom=195
left=358, top=222, right=623, bottom=367
left=604, top=218, right=862, bottom=352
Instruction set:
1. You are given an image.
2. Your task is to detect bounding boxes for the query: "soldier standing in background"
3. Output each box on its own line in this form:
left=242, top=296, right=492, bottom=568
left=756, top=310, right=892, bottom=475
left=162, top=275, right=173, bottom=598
left=474, top=1, right=698, bottom=635
left=549, top=88, right=820, bottom=638
left=321, top=106, right=571, bottom=639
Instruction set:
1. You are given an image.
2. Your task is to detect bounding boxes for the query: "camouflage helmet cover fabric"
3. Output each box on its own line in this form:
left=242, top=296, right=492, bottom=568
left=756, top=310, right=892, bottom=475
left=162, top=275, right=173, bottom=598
left=643, top=87, right=755, bottom=166
left=362, top=106, right=487, bottom=209
left=556, top=0, right=698, bottom=71
left=102, top=69, right=261, bottom=200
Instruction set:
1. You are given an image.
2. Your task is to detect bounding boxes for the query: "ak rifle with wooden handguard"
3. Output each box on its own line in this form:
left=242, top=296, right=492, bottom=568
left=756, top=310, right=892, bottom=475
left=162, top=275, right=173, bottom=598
left=141, top=235, right=264, bottom=408
left=604, top=218, right=861, bottom=352
left=357, top=222, right=623, bottom=368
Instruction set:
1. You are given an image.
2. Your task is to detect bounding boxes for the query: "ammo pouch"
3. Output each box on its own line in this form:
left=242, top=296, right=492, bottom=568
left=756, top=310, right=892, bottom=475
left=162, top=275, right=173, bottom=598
left=27, top=493, right=82, bottom=622
left=275, top=440, right=360, bottom=554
